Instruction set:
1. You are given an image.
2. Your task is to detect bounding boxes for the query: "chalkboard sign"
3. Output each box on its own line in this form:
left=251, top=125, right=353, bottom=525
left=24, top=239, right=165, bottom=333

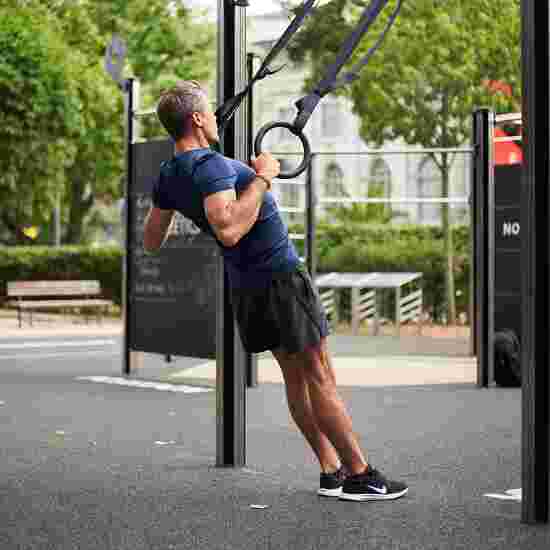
left=494, top=164, right=522, bottom=343
left=128, top=139, right=220, bottom=359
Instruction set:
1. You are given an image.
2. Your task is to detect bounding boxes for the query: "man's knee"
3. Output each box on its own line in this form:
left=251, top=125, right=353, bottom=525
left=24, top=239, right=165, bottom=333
left=298, top=342, right=334, bottom=386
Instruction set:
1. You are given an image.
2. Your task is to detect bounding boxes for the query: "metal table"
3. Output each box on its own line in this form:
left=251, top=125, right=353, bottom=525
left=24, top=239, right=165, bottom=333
left=315, top=272, right=423, bottom=335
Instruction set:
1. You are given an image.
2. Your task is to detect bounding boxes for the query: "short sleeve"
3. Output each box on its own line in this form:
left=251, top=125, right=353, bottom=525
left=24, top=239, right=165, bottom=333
left=151, top=175, right=173, bottom=210
left=151, top=176, right=161, bottom=208
left=193, top=153, right=237, bottom=198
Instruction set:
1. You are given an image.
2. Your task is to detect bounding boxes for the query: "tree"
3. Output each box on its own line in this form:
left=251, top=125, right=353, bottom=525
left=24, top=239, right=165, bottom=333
left=8, top=0, right=216, bottom=244
left=288, top=0, right=521, bottom=324
left=88, top=0, right=216, bottom=137
left=0, top=5, right=84, bottom=243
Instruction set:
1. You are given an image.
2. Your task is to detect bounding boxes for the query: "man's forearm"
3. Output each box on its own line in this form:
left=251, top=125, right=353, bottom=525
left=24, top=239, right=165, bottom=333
left=143, top=209, right=175, bottom=253
left=222, top=176, right=269, bottom=245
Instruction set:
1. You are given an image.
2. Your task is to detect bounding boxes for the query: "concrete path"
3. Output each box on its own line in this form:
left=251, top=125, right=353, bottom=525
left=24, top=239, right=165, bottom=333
left=0, top=309, right=475, bottom=387
left=168, top=354, right=477, bottom=387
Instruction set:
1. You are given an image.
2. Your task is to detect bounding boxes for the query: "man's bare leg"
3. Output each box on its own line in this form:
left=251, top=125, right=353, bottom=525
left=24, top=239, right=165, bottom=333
left=273, top=339, right=368, bottom=475
left=299, top=338, right=368, bottom=476
left=272, top=348, right=342, bottom=473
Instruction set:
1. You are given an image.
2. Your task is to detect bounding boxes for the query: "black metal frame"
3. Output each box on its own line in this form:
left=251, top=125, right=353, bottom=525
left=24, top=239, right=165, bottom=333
left=216, top=0, right=248, bottom=467
left=122, top=78, right=135, bottom=377
left=520, top=0, right=550, bottom=525
left=472, top=109, right=495, bottom=388
left=121, top=1, right=253, bottom=468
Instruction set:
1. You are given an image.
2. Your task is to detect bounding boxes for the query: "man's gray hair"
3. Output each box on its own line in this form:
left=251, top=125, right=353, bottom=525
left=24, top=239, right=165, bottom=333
left=156, top=81, right=208, bottom=141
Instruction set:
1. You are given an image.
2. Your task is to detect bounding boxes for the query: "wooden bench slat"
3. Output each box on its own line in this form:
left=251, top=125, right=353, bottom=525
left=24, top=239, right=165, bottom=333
left=5, top=280, right=113, bottom=328
left=7, top=280, right=101, bottom=297
left=7, top=300, right=112, bottom=309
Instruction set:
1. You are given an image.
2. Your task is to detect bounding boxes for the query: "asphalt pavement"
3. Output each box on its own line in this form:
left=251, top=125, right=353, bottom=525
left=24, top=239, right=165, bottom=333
left=0, top=312, right=547, bottom=549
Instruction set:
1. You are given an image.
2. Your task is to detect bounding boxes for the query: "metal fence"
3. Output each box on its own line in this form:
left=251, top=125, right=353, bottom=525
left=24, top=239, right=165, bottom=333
left=270, top=148, right=473, bottom=228
left=270, top=148, right=475, bottom=331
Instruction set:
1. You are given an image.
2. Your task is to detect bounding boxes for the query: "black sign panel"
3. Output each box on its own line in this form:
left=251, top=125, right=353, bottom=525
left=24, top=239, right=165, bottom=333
left=128, top=139, right=220, bottom=359
left=495, top=164, right=522, bottom=206
left=494, top=163, right=522, bottom=344
left=495, top=250, right=522, bottom=295
left=494, top=292, right=522, bottom=344
left=495, top=207, right=521, bottom=250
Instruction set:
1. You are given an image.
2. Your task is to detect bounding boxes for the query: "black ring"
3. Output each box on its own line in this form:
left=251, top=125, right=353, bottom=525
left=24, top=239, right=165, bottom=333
left=253, top=122, right=311, bottom=179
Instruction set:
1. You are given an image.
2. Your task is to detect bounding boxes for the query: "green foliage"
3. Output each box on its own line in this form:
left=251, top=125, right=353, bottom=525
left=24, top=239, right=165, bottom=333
left=0, top=246, right=123, bottom=305
left=289, top=0, right=520, bottom=148
left=0, top=1, right=217, bottom=244
left=0, top=5, right=82, bottom=235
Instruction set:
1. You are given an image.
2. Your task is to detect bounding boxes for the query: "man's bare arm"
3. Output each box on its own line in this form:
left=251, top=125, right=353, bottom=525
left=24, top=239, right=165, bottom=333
left=143, top=207, right=175, bottom=253
left=204, top=176, right=270, bottom=247
left=204, top=153, right=279, bottom=247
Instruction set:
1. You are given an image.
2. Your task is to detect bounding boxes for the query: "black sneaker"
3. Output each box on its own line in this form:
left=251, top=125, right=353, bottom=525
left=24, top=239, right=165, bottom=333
left=318, top=465, right=348, bottom=497
left=339, top=465, right=408, bottom=501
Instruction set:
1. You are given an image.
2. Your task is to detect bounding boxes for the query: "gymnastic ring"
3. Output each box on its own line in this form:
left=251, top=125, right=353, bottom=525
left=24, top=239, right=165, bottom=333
left=254, top=121, right=311, bottom=180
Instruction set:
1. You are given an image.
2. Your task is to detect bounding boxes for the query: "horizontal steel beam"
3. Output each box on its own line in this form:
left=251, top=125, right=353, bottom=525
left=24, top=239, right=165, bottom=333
left=494, top=136, right=522, bottom=143
left=495, top=112, right=522, bottom=123
left=320, top=197, right=470, bottom=205
left=271, top=147, right=474, bottom=157
left=133, top=108, right=157, bottom=118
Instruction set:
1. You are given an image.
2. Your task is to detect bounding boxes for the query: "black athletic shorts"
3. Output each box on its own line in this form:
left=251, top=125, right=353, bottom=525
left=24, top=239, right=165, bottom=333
left=230, top=263, right=330, bottom=354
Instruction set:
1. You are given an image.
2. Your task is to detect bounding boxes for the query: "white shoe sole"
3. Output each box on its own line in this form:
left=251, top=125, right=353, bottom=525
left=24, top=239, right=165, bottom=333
left=317, top=487, right=343, bottom=497
left=339, top=487, right=408, bottom=501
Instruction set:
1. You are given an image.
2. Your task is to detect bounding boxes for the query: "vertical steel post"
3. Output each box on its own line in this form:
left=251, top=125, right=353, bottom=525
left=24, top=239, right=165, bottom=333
left=472, top=108, right=494, bottom=388
left=246, top=51, right=258, bottom=389
left=305, top=155, right=317, bottom=278
left=216, top=0, right=248, bottom=467
left=521, top=0, right=550, bottom=525
left=122, top=78, right=135, bottom=376
left=247, top=53, right=255, bottom=164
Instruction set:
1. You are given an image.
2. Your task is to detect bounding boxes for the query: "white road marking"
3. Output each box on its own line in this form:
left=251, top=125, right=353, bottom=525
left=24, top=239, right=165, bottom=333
left=0, top=339, right=116, bottom=349
left=76, top=376, right=213, bottom=393
left=485, top=488, right=522, bottom=501
left=0, top=351, right=118, bottom=361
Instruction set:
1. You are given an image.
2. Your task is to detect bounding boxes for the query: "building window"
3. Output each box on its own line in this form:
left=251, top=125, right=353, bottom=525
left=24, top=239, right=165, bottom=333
left=323, top=162, right=347, bottom=197
left=369, top=157, right=392, bottom=197
left=417, top=157, right=441, bottom=224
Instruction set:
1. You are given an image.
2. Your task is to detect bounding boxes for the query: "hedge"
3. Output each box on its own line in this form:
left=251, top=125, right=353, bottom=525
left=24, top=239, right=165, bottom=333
left=0, top=246, right=123, bottom=305
left=0, top=223, right=472, bottom=321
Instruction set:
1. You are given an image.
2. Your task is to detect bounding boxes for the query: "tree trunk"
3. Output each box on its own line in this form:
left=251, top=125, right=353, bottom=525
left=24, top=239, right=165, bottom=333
left=65, top=175, right=94, bottom=244
left=441, top=153, right=456, bottom=325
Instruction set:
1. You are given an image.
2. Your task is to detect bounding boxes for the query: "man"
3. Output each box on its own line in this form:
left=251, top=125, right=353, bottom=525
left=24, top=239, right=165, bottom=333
left=143, top=80, right=408, bottom=502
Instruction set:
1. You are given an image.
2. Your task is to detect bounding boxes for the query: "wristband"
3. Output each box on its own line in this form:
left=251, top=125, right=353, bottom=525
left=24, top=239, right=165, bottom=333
left=256, top=174, right=272, bottom=191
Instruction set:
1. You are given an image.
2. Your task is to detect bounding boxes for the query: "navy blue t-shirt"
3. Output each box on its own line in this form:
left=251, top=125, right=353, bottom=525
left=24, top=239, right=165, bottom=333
left=151, top=148, right=300, bottom=289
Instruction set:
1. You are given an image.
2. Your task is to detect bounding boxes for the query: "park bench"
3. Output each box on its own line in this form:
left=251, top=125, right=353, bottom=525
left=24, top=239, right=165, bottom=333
left=5, top=280, right=113, bottom=328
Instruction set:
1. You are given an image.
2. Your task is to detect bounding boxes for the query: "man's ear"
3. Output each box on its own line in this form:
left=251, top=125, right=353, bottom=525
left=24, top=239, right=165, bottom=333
left=192, top=112, right=203, bottom=127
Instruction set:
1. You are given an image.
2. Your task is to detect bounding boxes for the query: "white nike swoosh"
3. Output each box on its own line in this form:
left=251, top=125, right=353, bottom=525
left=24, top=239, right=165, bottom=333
left=368, top=484, right=388, bottom=494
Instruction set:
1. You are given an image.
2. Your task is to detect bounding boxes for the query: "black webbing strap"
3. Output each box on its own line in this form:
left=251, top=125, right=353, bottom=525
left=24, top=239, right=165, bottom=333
left=215, top=0, right=318, bottom=133
left=294, top=0, right=402, bottom=132
left=255, top=0, right=403, bottom=179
